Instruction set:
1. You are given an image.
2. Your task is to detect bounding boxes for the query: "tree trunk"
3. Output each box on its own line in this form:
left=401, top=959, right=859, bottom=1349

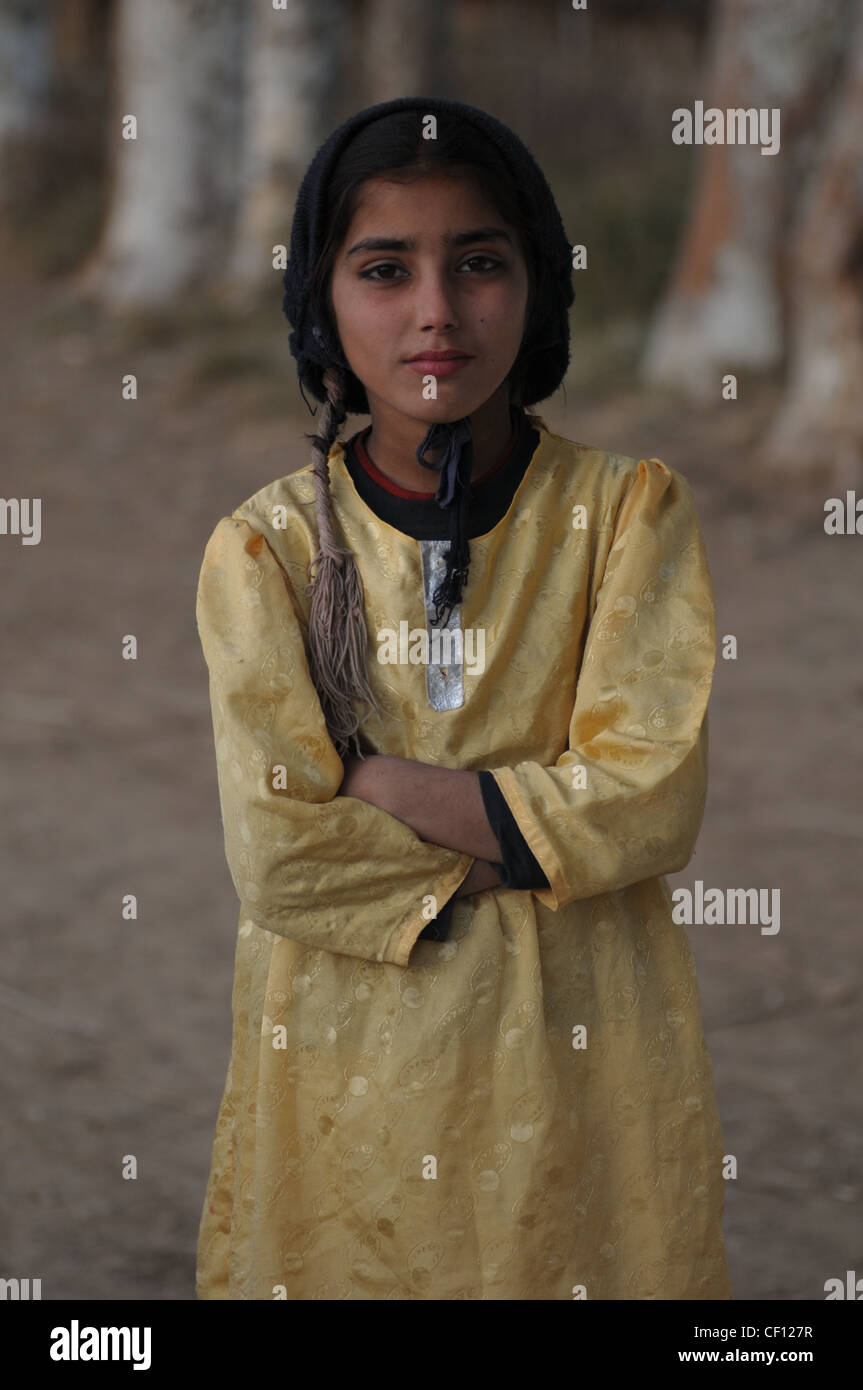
left=0, top=0, right=54, bottom=233
left=360, top=0, right=450, bottom=107
left=76, top=0, right=245, bottom=309
left=227, top=0, right=347, bottom=298
left=640, top=0, right=849, bottom=401
left=758, top=3, right=863, bottom=483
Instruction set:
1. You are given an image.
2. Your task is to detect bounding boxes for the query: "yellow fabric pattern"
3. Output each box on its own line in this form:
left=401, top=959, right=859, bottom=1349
left=195, top=419, right=731, bottom=1300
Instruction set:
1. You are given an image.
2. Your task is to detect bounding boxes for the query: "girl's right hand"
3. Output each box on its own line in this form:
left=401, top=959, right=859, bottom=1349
left=454, top=860, right=503, bottom=899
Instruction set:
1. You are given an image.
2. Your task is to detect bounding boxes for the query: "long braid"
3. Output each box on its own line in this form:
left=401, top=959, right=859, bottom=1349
left=304, top=366, right=383, bottom=760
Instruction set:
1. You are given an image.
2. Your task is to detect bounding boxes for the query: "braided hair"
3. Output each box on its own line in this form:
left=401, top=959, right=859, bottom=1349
left=302, top=365, right=381, bottom=759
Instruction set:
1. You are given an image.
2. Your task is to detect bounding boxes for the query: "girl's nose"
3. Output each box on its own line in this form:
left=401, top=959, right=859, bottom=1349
left=415, top=272, right=459, bottom=331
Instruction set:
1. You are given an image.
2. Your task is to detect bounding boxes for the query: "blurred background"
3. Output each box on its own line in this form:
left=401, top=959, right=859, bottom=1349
left=1, top=0, right=861, bottom=1300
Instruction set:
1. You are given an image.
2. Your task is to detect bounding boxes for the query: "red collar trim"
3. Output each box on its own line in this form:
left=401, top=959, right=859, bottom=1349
left=351, top=413, right=519, bottom=499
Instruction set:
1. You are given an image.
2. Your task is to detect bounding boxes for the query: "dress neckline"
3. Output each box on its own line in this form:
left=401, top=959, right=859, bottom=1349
left=329, top=415, right=551, bottom=549
left=350, top=410, right=520, bottom=499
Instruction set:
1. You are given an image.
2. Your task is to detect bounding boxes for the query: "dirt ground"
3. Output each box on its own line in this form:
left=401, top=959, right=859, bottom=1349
left=1, top=272, right=860, bottom=1301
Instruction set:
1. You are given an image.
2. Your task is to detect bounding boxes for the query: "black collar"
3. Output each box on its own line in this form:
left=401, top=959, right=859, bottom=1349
left=342, top=409, right=541, bottom=542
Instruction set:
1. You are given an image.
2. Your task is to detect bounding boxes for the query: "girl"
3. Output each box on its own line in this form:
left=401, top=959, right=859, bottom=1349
left=195, top=97, right=732, bottom=1300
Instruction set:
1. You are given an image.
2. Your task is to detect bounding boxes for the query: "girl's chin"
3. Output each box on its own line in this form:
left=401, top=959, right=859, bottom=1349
left=376, top=385, right=502, bottom=424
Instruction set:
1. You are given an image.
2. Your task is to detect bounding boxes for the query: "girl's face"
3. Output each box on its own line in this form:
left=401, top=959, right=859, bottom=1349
left=329, top=172, right=530, bottom=428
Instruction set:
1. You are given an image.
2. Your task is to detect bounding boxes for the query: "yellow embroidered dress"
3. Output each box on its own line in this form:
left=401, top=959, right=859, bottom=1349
left=194, top=416, right=731, bottom=1300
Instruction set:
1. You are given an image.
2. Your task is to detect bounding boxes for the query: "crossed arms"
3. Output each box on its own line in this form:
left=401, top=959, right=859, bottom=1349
left=338, top=754, right=503, bottom=899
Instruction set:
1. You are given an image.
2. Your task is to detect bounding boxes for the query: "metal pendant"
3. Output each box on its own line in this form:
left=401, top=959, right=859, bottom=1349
left=419, top=539, right=465, bottom=711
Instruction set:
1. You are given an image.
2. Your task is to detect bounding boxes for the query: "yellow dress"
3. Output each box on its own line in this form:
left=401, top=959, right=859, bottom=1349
left=194, top=416, right=732, bottom=1300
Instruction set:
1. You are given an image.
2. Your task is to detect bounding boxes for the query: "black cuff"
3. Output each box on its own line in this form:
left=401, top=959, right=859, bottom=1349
left=477, top=770, right=550, bottom=891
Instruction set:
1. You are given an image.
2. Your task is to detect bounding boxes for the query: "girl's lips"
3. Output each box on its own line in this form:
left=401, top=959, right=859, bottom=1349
left=404, top=356, right=474, bottom=377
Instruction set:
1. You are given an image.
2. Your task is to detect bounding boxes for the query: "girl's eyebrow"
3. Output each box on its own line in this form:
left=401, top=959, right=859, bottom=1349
left=345, top=227, right=513, bottom=258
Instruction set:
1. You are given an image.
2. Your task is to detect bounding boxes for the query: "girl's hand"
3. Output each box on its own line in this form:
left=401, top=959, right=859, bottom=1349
left=453, top=860, right=503, bottom=898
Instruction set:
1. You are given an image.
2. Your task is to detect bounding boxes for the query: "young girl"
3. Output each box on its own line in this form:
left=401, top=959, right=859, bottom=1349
left=195, top=97, right=732, bottom=1300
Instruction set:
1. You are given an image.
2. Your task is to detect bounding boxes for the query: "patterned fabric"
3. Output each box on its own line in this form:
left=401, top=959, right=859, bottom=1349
left=194, top=418, right=731, bottom=1300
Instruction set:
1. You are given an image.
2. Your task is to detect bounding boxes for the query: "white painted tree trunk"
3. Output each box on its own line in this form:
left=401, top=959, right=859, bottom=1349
left=640, top=0, right=848, bottom=402
left=78, top=0, right=245, bottom=309
left=758, top=4, right=863, bottom=482
left=227, top=0, right=347, bottom=297
left=0, top=0, right=53, bottom=217
left=361, top=0, right=449, bottom=106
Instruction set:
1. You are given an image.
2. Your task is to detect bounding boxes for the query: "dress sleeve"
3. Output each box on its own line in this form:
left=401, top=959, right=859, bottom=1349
left=196, top=515, right=475, bottom=966
left=483, top=458, right=716, bottom=910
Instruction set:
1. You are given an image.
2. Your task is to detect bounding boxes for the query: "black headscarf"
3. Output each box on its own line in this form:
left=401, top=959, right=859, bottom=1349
left=283, top=97, right=575, bottom=624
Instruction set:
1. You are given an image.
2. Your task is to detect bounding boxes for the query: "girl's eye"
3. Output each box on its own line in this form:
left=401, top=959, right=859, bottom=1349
left=358, top=263, right=407, bottom=281
left=358, top=256, right=504, bottom=282
left=458, top=255, right=504, bottom=273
